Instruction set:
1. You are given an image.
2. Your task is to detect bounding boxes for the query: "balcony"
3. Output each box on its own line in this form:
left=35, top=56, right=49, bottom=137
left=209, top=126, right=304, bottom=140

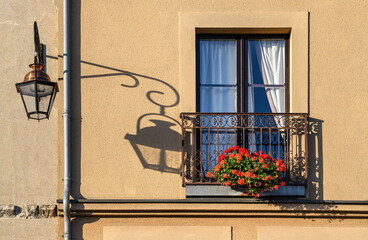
left=180, top=113, right=308, bottom=196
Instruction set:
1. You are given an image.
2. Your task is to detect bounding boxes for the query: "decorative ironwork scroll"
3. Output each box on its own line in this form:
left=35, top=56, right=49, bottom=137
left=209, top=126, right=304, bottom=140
left=181, top=113, right=308, bottom=186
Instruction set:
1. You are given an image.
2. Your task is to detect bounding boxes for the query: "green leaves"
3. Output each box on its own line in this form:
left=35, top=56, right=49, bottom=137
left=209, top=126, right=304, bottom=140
left=210, top=147, right=286, bottom=197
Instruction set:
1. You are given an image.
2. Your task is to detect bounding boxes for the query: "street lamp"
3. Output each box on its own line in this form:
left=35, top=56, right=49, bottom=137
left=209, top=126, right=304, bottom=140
left=15, top=21, right=58, bottom=120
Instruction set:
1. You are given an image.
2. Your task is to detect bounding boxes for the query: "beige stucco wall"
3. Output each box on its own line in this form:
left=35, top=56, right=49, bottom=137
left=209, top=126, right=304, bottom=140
left=57, top=0, right=368, bottom=201
left=59, top=215, right=368, bottom=240
left=1, top=0, right=368, bottom=239
left=0, top=0, right=59, bottom=205
left=0, top=0, right=59, bottom=239
left=103, top=226, right=232, bottom=240
left=55, top=201, right=368, bottom=240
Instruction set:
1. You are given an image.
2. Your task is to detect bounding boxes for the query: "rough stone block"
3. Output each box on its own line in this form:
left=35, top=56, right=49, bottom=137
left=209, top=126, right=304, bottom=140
left=1, top=204, right=15, bottom=217
left=39, top=204, right=57, bottom=218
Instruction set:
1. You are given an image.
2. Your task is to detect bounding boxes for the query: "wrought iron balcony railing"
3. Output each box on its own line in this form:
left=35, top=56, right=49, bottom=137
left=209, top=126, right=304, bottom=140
left=180, top=113, right=308, bottom=186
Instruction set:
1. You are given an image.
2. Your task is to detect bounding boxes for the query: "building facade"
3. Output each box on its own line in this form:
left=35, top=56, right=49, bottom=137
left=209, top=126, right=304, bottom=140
left=1, top=0, right=368, bottom=239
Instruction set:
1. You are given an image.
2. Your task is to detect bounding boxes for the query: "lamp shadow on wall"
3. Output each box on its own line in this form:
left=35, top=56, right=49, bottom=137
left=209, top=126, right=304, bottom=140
left=50, top=5, right=181, bottom=236
left=125, top=114, right=181, bottom=174
left=51, top=51, right=181, bottom=175
left=76, top=59, right=182, bottom=174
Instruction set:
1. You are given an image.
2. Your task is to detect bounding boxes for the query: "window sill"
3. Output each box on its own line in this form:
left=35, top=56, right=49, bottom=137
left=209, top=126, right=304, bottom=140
left=186, top=185, right=305, bottom=197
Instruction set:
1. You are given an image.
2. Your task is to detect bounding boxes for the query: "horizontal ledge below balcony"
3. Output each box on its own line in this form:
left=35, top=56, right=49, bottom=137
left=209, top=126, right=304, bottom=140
left=186, top=185, right=305, bottom=197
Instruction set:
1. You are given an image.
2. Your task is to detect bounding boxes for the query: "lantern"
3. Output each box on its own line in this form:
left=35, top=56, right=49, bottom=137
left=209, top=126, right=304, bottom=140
left=15, top=21, right=58, bottom=120
left=16, top=63, right=58, bottom=120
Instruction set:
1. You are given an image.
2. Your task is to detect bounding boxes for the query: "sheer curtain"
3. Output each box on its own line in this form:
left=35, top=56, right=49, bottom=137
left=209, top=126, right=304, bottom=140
left=199, top=40, right=237, bottom=171
left=257, top=40, right=284, bottom=113
left=200, top=40, right=237, bottom=112
left=248, top=40, right=285, bottom=114
left=248, top=40, right=285, bottom=154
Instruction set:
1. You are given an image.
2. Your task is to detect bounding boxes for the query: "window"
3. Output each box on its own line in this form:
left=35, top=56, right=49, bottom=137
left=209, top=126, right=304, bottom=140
left=179, top=13, right=308, bottom=195
left=196, top=35, right=289, bottom=171
left=196, top=34, right=289, bottom=115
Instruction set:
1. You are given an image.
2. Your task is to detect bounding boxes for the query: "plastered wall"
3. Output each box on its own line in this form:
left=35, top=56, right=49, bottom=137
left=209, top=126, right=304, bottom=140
left=57, top=0, right=368, bottom=201
left=0, top=0, right=59, bottom=239
left=61, top=216, right=368, bottom=240
left=2, top=0, right=367, bottom=239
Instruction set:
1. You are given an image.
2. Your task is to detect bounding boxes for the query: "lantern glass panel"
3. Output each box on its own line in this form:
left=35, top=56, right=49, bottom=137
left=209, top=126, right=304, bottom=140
left=17, top=81, right=57, bottom=120
left=36, top=82, right=54, bottom=112
left=18, top=82, right=37, bottom=113
left=36, top=82, right=54, bottom=97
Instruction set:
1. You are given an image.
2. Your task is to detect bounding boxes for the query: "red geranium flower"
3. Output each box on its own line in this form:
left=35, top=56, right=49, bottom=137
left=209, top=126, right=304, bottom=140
left=212, top=146, right=287, bottom=198
left=276, top=159, right=283, bottom=167
left=238, top=179, right=245, bottom=185
left=218, top=154, right=226, bottom=161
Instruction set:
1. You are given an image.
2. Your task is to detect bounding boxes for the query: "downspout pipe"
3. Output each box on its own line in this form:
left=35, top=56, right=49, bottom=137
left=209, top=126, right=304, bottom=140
left=62, top=0, right=71, bottom=239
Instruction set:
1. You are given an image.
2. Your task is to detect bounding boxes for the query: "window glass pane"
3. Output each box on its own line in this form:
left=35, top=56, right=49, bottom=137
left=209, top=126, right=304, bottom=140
left=200, top=40, right=236, bottom=85
left=252, top=87, right=272, bottom=113
left=199, top=39, right=237, bottom=113
left=249, top=87, right=285, bottom=113
left=248, top=40, right=285, bottom=86
left=248, top=40, right=285, bottom=113
left=248, top=41, right=264, bottom=85
left=200, top=86, right=236, bottom=112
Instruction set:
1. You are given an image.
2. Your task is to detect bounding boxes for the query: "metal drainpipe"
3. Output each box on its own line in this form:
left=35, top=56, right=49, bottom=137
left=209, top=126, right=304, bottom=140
left=63, top=0, right=71, bottom=239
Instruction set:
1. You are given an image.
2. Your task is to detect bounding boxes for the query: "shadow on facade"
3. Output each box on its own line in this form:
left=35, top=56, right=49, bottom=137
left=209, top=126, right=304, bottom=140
left=75, top=58, right=182, bottom=175
left=69, top=0, right=83, bottom=201
left=308, top=118, right=324, bottom=200
left=46, top=0, right=84, bottom=200
left=125, top=113, right=181, bottom=174
left=71, top=216, right=100, bottom=240
left=48, top=0, right=182, bottom=205
left=49, top=0, right=181, bottom=234
left=266, top=117, right=335, bottom=220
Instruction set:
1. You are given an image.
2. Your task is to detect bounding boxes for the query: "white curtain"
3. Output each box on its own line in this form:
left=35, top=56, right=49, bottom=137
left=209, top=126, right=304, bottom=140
left=200, top=40, right=237, bottom=113
left=199, top=40, right=237, bottom=170
left=253, top=40, right=285, bottom=113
